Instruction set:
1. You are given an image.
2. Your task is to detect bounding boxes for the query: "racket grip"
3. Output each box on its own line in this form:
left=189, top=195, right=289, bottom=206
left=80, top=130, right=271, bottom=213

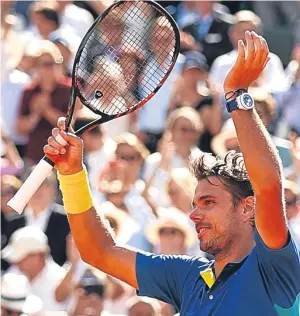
left=7, top=157, right=55, bottom=214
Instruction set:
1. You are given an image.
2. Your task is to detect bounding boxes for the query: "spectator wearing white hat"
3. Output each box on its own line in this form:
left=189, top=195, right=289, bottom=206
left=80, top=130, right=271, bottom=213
left=145, top=208, right=197, bottom=256
left=1, top=273, right=43, bottom=316
left=2, top=226, right=68, bottom=311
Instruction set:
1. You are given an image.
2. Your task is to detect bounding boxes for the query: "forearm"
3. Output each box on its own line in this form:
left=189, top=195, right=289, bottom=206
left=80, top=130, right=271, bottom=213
left=55, top=264, right=76, bottom=302
left=231, top=109, right=283, bottom=192
left=68, top=208, right=116, bottom=265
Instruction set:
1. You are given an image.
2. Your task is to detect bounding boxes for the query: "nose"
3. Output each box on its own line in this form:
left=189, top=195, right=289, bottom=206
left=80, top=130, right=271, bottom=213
left=189, top=207, right=204, bottom=223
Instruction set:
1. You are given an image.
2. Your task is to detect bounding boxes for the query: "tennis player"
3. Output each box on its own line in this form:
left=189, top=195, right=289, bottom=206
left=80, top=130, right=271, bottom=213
left=44, top=32, right=300, bottom=315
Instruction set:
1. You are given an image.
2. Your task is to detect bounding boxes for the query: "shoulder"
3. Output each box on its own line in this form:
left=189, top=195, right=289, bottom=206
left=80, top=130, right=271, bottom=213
left=212, top=50, right=236, bottom=67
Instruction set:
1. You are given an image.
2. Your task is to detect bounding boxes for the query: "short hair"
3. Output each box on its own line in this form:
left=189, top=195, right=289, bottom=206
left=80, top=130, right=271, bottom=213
left=166, top=107, right=204, bottom=134
left=232, top=10, right=263, bottom=34
left=115, top=132, right=150, bottom=162
left=189, top=151, right=254, bottom=206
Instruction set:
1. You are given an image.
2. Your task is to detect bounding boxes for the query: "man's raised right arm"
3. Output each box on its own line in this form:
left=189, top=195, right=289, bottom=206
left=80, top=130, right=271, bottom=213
left=43, top=117, right=138, bottom=289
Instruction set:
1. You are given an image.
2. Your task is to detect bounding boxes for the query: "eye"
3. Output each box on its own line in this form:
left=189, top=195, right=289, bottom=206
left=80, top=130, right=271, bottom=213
left=204, top=200, right=215, bottom=207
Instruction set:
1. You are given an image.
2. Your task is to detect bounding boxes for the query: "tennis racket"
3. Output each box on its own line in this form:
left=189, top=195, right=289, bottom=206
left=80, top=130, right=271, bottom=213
left=8, top=0, right=180, bottom=214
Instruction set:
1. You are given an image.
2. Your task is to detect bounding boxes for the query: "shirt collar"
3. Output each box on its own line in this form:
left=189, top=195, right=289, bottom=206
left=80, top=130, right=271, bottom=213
left=199, top=257, right=248, bottom=289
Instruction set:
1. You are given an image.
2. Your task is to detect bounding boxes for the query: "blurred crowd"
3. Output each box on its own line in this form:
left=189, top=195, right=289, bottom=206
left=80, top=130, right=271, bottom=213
left=1, top=1, right=300, bottom=315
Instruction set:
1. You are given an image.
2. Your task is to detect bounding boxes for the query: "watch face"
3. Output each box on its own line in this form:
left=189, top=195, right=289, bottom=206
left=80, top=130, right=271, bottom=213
left=242, top=94, right=254, bottom=108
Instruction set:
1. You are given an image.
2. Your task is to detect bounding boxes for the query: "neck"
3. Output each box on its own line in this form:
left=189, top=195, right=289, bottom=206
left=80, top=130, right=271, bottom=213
left=214, top=233, right=255, bottom=278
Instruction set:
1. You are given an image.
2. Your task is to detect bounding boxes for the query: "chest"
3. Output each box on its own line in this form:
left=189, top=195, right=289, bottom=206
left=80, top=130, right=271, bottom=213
left=180, top=267, right=277, bottom=316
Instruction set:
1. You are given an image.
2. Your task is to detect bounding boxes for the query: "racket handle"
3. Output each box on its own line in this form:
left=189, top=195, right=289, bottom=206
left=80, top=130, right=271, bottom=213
left=7, top=157, right=55, bottom=214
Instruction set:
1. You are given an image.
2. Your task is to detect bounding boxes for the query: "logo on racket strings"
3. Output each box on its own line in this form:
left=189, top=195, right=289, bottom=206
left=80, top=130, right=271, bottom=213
left=95, top=90, right=103, bottom=99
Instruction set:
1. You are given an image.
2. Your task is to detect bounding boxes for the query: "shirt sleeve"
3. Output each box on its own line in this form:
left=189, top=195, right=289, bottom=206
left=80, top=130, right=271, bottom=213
left=254, top=229, right=300, bottom=309
left=135, top=252, right=198, bottom=309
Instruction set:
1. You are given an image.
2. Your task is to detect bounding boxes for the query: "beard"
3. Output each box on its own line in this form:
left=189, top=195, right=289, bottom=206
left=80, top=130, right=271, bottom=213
left=199, top=208, right=238, bottom=259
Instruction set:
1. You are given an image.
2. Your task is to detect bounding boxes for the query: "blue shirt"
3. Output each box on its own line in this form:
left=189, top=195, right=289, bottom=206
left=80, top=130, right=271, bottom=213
left=136, top=230, right=300, bottom=315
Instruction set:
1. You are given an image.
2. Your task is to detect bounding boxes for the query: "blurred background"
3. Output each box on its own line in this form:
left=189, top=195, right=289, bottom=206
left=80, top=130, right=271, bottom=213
left=1, top=1, right=300, bottom=315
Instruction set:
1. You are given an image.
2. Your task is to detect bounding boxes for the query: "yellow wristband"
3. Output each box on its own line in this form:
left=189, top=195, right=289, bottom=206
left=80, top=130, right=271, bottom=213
left=58, top=167, right=93, bottom=214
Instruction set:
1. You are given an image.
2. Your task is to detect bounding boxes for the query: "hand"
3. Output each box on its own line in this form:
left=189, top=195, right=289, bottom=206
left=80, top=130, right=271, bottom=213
left=180, top=30, right=201, bottom=51
left=223, top=31, right=270, bottom=94
left=43, top=117, right=83, bottom=175
left=158, top=131, right=175, bottom=170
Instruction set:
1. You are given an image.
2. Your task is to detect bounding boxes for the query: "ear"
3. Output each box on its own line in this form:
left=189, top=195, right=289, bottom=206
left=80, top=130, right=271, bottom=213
left=241, top=196, right=255, bottom=223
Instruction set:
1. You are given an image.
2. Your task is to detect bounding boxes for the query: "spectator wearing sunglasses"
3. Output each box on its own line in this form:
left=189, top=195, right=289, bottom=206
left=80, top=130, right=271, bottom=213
left=16, top=40, right=70, bottom=165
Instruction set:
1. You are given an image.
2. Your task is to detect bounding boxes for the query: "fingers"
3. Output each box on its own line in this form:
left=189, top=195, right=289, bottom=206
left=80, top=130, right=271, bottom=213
left=57, top=117, right=66, bottom=131
left=44, top=144, right=60, bottom=156
left=244, top=31, right=255, bottom=67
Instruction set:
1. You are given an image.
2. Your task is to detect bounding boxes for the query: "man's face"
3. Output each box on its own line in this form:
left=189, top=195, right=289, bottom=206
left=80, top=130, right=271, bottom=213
left=230, top=22, right=257, bottom=47
left=171, top=117, right=199, bottom=148
left=158, top=227, right=186, bottom=255
left=16, top=253, right=43, bottom=276
left=190, top=176, right=241, bottom=257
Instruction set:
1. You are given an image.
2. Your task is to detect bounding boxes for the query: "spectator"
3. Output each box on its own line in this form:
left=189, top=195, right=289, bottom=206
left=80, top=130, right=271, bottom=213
left=29, top=2, right=60, bottom=40
left=126, top=296, right=161, bottom=316
left=3, top=171, right=70, bottom=268
left=97, top=201, right=141, bottom=247
left=74, top=116, right=116, bottom=191
left=209, top=10, right=287, bottom=93
left=1, top=273, right=43, bottom=316
left=16, top=40, right=70, bottom=165
left=137, top=18, right=185, bottom=153
left=182, top=1, right=234, bottom=66
left=1, top=175, right=22, bottom=263
left=274, top=45, right=300, bottom=137
left=170, top=51, right=223, bottom=152
left=144, top=107, right=203, bottom=180
left=143, top=107, right=203, bottom=208
left=69, top=268, right=124, bottom=316
left=284, top=180, right=300, bottom=248
left=55, top=0, right=94, bottom=39
left=167, top=168, right=197, bottom=214
left=96, top=133, right=155, bottom=251
left=2, top=226, right=68, bottom=311
left=145, top=208, right=197, bottom=255
left=252, top=1, right=300, bottom=30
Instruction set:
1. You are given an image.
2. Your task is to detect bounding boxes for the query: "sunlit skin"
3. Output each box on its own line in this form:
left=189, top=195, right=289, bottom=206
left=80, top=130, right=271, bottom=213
left=190, top=176, right=255, bottom=274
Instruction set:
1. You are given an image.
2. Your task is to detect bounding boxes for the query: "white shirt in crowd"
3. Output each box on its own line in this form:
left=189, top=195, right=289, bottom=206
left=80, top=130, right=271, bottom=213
left=8, top=259, right=68, bottom=311
left=209, top=50, right=288, bottom=93
left=86, top=137, right=116, bottom=190
left=60, top=3, right=94, bottom=39
left=137, top=54, right=185, bottom=133
left=289, top=215, right=300, bottom=249
left=1, top=69, right=30, bottom=145
left=24, top=207, right=52, bottom=233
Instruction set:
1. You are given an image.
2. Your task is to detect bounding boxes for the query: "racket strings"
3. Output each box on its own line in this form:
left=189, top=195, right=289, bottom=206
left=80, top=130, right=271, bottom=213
left=75, top=1, right=176, bottom=116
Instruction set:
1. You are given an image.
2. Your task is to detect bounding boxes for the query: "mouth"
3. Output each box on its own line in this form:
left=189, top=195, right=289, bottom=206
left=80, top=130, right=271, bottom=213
left=196, top=226, right=210, bottom=238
